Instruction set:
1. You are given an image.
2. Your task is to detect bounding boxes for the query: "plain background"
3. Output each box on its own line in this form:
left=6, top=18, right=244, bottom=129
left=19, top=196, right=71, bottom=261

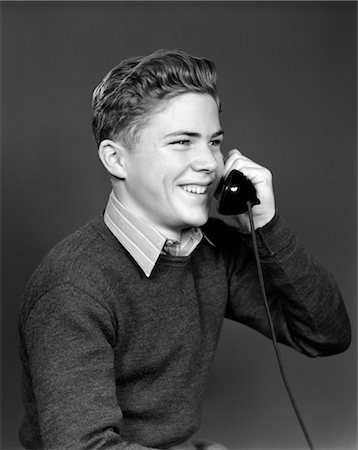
left=1, top=2, right=356, bottom=449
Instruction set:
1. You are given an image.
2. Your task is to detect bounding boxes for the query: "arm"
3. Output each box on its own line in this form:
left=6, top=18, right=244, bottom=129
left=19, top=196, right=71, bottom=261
left=22, top=284, right=159, bottom=450
left=221, top=150, right=351, bottom=356
left=226, top=212, right=351, bottom=356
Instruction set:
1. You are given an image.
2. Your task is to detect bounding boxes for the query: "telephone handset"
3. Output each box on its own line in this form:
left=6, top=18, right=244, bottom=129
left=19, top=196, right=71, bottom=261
left=216, top=169, right=260, bottom=215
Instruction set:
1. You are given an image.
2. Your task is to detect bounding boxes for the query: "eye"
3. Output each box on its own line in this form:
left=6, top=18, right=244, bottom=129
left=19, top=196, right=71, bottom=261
left=170, top=139, right=191, bottom=146
left=210, top=138, right=223, bottom=147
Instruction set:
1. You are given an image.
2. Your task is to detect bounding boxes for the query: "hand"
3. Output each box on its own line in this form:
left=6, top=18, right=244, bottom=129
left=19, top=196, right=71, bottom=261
left=223, top=149, right=276, bottom=231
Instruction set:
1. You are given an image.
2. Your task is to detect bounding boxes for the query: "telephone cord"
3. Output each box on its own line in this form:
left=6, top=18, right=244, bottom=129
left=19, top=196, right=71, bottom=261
left=246, top=201, right=314, bottom=450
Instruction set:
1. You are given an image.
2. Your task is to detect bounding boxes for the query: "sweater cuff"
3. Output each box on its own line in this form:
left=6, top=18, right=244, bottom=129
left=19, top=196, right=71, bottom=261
left=237, top=211, right=297, bottom=260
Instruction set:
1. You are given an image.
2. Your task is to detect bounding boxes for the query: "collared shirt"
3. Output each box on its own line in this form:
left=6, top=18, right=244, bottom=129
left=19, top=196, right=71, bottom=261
left=104, top=191, right=213, bottom=277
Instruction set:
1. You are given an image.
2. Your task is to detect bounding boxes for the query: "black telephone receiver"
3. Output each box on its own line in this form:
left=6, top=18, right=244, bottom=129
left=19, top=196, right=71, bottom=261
left=216, top=170, right=260, bottom=215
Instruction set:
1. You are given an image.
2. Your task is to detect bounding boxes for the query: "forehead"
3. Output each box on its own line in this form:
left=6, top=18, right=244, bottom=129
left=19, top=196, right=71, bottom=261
left=144, top=93, right=221, bottom=135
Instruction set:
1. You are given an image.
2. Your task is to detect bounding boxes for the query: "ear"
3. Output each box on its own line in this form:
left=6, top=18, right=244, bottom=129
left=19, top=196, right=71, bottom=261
left=98, top=139, right=127, bottom=179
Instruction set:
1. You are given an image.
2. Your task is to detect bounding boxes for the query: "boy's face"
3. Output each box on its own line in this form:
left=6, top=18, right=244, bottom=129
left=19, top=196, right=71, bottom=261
left=118, top=93, right=224, bottom=239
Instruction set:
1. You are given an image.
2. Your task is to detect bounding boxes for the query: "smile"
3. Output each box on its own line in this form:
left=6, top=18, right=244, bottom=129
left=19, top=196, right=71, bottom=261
left=180, top=185, right=208, bottom=195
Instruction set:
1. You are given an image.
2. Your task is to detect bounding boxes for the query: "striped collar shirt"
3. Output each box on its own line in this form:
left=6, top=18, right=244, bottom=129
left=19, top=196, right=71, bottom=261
left=104, top=191, right=213, bottom=277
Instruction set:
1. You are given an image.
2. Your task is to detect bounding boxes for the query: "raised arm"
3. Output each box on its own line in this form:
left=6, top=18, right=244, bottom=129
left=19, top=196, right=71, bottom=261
left=220, top=150, right=351, bottom=356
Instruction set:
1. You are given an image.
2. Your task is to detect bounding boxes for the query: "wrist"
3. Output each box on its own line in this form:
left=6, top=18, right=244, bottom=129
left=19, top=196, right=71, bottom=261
left=234, top=209, right=276, bottom=232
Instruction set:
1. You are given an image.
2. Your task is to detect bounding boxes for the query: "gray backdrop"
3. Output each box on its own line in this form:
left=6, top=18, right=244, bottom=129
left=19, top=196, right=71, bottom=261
left=1, top=2, right=356, bottom=449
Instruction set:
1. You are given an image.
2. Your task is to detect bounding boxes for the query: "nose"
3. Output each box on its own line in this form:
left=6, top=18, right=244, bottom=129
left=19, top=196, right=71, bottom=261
left=191, top=144, right=219, bottom=173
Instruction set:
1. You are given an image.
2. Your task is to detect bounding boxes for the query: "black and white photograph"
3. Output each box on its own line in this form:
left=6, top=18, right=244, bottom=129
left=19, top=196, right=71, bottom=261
left=1, top=2, right=356, bottom=449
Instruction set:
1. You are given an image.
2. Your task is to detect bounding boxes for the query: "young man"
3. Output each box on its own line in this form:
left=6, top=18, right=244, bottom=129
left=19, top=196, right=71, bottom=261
left=19, top=49, right=351, bottom=449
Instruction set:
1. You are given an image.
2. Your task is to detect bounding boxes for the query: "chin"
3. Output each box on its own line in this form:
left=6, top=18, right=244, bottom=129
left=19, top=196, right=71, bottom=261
left=183, top=210, right=210, bottom=228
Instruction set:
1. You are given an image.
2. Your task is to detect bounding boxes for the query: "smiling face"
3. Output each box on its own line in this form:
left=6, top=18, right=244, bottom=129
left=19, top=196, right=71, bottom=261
left=115, top=93, right=224, bottom=239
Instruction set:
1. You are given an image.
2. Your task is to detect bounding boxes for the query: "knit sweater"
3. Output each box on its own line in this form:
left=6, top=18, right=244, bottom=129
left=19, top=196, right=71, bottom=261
left=18, top=213, right=351, bottom=449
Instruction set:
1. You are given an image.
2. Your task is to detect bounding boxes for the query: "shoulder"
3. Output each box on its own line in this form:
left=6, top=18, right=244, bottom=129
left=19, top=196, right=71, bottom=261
left=35, top=214, right=117, bottom=276
left=21, top=214, right=133, bottom=312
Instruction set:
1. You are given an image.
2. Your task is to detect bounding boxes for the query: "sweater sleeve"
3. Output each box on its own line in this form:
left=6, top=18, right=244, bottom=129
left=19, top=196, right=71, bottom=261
left=225, top=212, right=351, bottom=357
left=22, top=284, right=159, bottom=450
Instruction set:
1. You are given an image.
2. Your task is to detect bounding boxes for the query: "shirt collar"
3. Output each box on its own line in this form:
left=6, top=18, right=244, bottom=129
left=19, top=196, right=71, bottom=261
left=104, top=191, right=213, bottom=277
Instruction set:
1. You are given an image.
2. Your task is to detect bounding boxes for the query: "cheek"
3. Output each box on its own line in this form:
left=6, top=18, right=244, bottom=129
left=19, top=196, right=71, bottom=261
left=130, top=158, right=163, bottom=189
left=215, top=153, right=225, bottom=181
left=142, top=171, right=172, bottom=205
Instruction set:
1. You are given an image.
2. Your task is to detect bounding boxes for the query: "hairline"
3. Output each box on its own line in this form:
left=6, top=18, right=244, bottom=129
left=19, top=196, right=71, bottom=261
left=112, top=90, right=220, bottom=150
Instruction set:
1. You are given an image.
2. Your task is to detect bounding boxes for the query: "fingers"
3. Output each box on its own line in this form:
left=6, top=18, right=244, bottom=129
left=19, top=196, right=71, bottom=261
left=224, top=149, right=260, bottom=174
left=223, top=149, right=272, bottom=188
left=219, top=148, right=276, bottom=229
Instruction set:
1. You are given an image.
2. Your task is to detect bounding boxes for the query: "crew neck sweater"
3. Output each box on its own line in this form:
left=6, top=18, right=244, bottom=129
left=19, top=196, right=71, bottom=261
left=18, top=213, right=351, bottom=449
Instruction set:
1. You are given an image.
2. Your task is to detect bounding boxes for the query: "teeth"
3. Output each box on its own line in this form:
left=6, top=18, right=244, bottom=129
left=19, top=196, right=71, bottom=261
left=182, top=185, right=207, bottom=194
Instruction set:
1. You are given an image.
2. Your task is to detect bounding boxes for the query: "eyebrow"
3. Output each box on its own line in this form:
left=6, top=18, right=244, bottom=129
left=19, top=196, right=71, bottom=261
left=164, top=129, right=224, bottom=139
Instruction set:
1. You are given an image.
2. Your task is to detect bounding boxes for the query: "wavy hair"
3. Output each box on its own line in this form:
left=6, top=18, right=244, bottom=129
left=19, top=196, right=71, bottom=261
left=92, top=49, right=221, bottom=148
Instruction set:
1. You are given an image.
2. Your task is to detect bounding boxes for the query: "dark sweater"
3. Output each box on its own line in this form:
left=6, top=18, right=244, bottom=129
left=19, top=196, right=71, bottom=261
left=18, top=213, right=350, bottom=449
